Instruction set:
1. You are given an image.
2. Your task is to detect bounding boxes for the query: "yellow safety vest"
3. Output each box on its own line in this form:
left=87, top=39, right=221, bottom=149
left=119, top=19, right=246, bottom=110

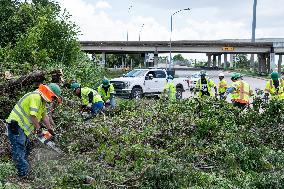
left=97, top=84, right=115, bottom=102
left=165, top=81, right=176, bottom=101
left=6, top=92, right=46, bottom=136
left=218, top=79, right=228, bottom=93
left=232, top=80, right=251, bottom=104
left=196, top=78, right=215, bottom=97
left=264, top=79, right=284, bottom=100
left=81, top=87, right=103, bottom=105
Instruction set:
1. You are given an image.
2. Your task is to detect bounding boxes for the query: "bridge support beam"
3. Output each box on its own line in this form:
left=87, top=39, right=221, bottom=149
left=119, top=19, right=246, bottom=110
left=224, top=54, right=228, bottom=69
left=218, top=55, right=222, bottom=68
left=258, top=54, right=267, bottom=73
left=278, top=55, right=282, bottom=75
left=101, top=52, right=106, bottom=67
left=270, top=47, right=276, bottom=72
left=207, top=54, right=212, bottom=67
left=154, top=53, right=159, bottom=67
left=213, top=55, right=217, bottom=67
left=230, top=54, right=234, bottom=68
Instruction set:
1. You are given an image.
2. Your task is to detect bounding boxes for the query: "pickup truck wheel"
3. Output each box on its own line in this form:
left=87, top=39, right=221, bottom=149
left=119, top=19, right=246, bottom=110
left=131, top=87, right=143, bottom=99
left=176, top=88, right=183, bottom=99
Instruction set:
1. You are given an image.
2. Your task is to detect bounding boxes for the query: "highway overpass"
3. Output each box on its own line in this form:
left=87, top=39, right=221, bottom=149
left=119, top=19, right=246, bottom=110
left=79, top=40, right=284, bottom=73
left=80, top=40, right=284, bottom=54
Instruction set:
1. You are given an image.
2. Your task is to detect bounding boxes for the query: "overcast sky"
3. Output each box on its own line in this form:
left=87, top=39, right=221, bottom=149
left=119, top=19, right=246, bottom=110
left=56, top=0, right=284, bottom=60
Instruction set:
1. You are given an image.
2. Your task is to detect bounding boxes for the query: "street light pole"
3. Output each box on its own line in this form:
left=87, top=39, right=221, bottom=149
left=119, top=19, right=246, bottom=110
left=250, top=0, right=257, bottom=70
left=169, top=8, right=190, bottom=70
left=127, top=4, right=133, bottom=41
left=139, top=23, right=144, bottom=41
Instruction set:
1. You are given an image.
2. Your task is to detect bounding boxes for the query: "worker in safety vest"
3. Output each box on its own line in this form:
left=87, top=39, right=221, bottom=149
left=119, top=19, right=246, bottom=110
left=218, top=72, right=228, bottom=100
left=71, top=82, right=104, bottom=116
left=6, top=83, right=62, bottom=178
left=195, top=70, right=217, bottom=98
left=162, top=75, right=176, bottom=101
left=224, top=73, right=253, bottom=108
left=97, top=78, right=116, bottom=109
left=264, top=72, right=284, bottom=100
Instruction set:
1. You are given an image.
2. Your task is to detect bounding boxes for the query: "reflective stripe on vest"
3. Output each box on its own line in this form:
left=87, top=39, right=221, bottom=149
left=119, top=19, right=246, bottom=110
left=269, top=79, right=284, bottom=95
left=197, top=78, right=213, bottom=97
left=11, top=92, right=40, bottom=134
left=235, top=81, right=250, bottom=104
left=98, top=84, right=114, bottom=101
left=218, top=80, right=227, bottom=93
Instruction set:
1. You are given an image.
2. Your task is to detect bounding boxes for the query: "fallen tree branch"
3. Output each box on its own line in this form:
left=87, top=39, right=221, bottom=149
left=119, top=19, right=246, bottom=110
left=0, top=69, right=64, bottom=95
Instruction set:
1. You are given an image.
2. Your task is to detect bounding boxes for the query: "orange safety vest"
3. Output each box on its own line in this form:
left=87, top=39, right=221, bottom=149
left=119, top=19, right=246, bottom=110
left=233, top=80, right=251, bottom=104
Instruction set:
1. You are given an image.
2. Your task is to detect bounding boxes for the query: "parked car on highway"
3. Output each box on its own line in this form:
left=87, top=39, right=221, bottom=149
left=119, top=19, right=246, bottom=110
left=110, top=68, right=189, bottom=99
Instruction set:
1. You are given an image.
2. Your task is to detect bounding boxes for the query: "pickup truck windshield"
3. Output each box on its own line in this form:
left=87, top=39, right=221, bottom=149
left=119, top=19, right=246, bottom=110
left=124, top=70, right=147, bottom=77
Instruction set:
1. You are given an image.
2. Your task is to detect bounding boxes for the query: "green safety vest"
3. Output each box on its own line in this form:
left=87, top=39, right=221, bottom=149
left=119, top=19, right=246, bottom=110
left=196, top=78, right=215, bottom=97
left=165, top=82, right=176, bottom=101
left=81, top=87, right=103, bottom=105
left=6, top=91, right=46, bottom=136
left=97, top=84, right=115, bottom=102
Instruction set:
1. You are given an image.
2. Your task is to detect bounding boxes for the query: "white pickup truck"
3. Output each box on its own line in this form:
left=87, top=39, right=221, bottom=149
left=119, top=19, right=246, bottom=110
left=110, top=68, right=189, bottom=99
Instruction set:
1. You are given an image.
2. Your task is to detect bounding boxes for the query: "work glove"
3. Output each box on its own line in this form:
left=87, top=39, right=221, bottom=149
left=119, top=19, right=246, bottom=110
left=87, top=103, right=92, bottom=108
left=48, top=129, right=56, bottom=136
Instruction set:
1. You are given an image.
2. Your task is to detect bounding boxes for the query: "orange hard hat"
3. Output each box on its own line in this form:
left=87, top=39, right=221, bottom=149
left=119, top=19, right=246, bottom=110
left=37, top=84, right=62, bottom=104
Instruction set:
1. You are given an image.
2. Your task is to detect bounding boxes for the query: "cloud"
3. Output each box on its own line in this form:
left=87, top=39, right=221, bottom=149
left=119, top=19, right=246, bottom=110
left=57, top=0, right=284, bottom=42
left=95, top=0, right=111, bottom=9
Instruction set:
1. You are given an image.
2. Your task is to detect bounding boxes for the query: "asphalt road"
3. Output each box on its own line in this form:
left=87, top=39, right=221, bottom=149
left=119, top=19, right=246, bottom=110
left=176, top=70, right=267, bottom=99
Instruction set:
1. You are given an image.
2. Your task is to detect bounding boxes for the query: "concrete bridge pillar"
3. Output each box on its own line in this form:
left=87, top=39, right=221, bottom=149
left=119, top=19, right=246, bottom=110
left=218, top=55, right=222, bottom=68
left=207, top=54, right=212, bottom=67
left=101, top=52, right=106, bottom=67
left=278, top=55, right=282, bottom=75
left=213, top=55, right=217, bottom=67
left=257, top=54, right=266, bottom=73
left=229, top=54, right=234, bottom=68
left=224, top=54, right=228, bottom=69
left=154, top=53, right=159, bottom=67
left=270, top=47, right=276, bottom=72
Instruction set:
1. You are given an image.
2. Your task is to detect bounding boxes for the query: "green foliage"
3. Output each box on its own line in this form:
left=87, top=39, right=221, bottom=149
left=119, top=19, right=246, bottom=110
left=2, top=98, right=283, bottom=188
left=234, top=54, right=250, bottom=69
left=106, top=54, right=144, bottom=68
left=0, top=0, right=80, bottom=75
left=173, top=54, right=186, bottom=62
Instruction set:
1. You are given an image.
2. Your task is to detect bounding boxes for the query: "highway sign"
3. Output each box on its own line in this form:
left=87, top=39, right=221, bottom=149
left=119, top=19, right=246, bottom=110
left=222, top=47, right=235, bottom=51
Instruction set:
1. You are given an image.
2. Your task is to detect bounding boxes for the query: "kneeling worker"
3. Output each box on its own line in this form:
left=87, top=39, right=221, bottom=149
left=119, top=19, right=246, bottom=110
left=224, top=73, right=253, bottom=108
left=97, top=78, right=116, bottom=108
left=71, top=83, right=104, bottom=116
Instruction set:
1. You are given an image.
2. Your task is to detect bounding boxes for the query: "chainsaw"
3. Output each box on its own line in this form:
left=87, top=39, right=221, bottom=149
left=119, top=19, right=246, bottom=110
left=36, top=130, right=63, bottom=155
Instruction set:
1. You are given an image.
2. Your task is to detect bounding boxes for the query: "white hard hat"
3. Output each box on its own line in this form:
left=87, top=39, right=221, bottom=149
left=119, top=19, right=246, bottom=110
left=218, top=73, right=224, bottom=77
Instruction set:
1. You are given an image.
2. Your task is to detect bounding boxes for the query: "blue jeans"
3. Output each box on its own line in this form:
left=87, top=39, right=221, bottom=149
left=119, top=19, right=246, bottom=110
left=7, top=121, right=30, bottom=177
left=91, top=101, right=104, bottom=115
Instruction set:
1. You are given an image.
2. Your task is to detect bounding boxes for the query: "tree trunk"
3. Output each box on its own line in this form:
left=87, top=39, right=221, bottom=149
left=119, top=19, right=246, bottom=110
left=0, top=69, right=64, bottom=95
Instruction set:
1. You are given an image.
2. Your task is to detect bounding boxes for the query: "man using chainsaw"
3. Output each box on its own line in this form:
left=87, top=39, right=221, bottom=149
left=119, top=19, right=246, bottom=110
left=6, top=83, right=62, bottom=178
left=97, top=78, right=116, bottom=109
left=71, top=82, right=104, bottom=117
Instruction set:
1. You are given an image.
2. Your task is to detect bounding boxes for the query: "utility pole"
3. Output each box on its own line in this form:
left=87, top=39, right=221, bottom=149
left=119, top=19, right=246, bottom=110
left=250, top=0, right=257, bottom=71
